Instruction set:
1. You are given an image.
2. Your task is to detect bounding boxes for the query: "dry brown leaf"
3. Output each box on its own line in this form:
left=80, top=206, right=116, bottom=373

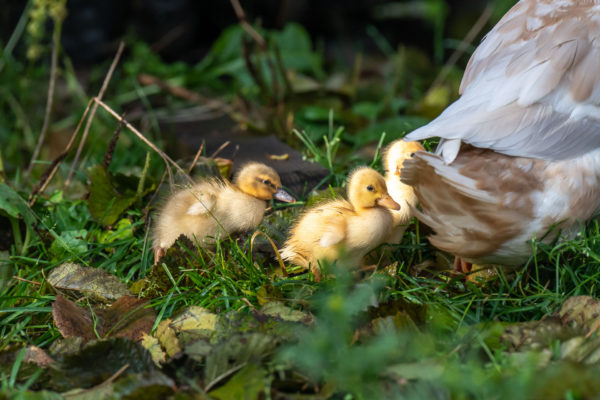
left=52, top=294, right=156, bottom=343
left=52, top=294, right=98, bottom=341
left=102, top=296, right=156, bottom=341
left=24, top=346, right=55, bottom=367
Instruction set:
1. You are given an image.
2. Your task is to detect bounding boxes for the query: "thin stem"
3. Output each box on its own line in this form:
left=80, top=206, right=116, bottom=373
left=26, top=19, right=62, bottom=181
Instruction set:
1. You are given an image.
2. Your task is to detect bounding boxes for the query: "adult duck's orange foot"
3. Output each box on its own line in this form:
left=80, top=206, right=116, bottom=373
left=453, top=257, right=472, bottom=274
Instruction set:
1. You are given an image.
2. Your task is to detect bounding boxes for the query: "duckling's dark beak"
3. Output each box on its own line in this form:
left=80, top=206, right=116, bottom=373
left=274, top=188, right=295, bottom=203
left=377, top=194, right=400, bottom=210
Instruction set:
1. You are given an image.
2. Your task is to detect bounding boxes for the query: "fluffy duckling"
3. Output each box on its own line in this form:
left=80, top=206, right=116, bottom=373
left=402, top=0, right=600, bottom=272
left=383, top=140, right=425, bottom=244
left=280, top=167, right=400, bottom=280
left=153, top=162, right=294, bottom=264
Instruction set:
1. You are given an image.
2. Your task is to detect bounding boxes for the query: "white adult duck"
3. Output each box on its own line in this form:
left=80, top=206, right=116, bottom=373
left=401, top=0, right=600, bottom=272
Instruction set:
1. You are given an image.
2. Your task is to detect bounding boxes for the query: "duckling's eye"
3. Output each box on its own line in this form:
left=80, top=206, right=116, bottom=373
left=262, top=179, right=272, bottom=186
left=366, top=185, right=374, bottom=192
left=410, top=152, right=415, bottom=157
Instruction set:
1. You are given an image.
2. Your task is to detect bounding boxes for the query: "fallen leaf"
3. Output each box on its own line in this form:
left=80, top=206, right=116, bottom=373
left=52, top=294, right=98, bottom=342
left=260, top=301, right=313, bottom=324
left=141, top=334, right=166, bottom=366
left=171, top=306, right=217, bottom=333
left=47, top=262, right=130, bottom=302
left=52, top=294, right=155, bottom=343
left=205, top=333, right=279, bottom=383
left=155, top=319, right=181, bottom=358
left=48, top=338, right=157, bottom=392
left=24, top=346, right=55, bottom=368
left=112, top=371, right=175, bottom=399
left=557, top=295, right=600, bottom=331
left=102, top=296, right=156, bottom=341
left=268, top=153, right=289, bottom=160
left=170, top=306, right=218, bottom=345
left=183, top=340, right=212, bottom=362
left=208, top=363, right=267, bottom=400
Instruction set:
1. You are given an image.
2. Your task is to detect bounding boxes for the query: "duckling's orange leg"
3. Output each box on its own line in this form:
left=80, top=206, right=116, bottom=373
left=154, top=247, right=166, bottom=266
left=453, top=257, right=472, bottom=273
left=310, top=265, right=322, bottom=282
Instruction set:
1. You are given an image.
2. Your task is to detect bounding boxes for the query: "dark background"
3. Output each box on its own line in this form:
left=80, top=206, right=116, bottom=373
left=1, top=0, right=499, bottom=65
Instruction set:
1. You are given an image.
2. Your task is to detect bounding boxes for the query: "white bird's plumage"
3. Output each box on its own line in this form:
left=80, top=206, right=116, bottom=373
left=400, top=0, right=600, bottom=266
left=406, top=0, right=600, bottom=163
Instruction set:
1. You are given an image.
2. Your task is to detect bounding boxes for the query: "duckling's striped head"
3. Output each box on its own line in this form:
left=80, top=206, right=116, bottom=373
left=234, top=162, right=295, bottom=202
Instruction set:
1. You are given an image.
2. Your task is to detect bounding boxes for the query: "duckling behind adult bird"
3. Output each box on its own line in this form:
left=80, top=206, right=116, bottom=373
left=153, top=162, right=294, bottom=264
left=383, top=140, right=425, bottom=244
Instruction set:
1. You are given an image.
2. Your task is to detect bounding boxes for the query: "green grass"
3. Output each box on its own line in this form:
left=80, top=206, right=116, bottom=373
left=3, top=2, right=600, bottom=398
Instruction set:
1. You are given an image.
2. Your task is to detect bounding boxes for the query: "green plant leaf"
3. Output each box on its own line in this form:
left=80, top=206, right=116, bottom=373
left=0, top=182, right=36, bottom=224
left=208, top=364, right=267, bottom=400
left=87, top=165, right=154, bottom=226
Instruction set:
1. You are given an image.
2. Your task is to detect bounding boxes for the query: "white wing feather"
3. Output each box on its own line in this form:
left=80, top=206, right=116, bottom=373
left=405, top=0, right=600, bottom=162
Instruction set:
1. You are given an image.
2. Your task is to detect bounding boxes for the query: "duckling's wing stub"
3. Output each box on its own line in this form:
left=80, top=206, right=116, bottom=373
left=185, top=193, right=217, bottom=216
left=320, top=228, right=345, bottom=247
left=405, top=0, right=600, bottom=162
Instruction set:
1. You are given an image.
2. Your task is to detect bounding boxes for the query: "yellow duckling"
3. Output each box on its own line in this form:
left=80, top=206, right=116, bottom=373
left=383, top=140, right=425, bottom=244
left=153, top=162, right=295, bottom=264
left=280, top=167, right=400, bottom=280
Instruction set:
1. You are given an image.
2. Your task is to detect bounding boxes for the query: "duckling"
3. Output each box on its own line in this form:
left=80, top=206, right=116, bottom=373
left=402, top=0, right=600, bottom=272
left=383, top=140, right=425, bottom=244
left=153, top=162, right=295, bottom=264
left=280, top=167, right=400, bottom=280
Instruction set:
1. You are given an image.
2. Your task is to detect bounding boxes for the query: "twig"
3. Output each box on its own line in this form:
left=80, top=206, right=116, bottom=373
left=103, top=113, right=125, bottom=168
left=229, top=0, right=266, bottom=48
left=230, top=0, right=283, bottom=102
left=93, top=97, right=193, bottom=187
left=137, top=73, right=232, bottom=113
left=29, top=98, right=95, bottom=206
left=204, top=362, right=247, bottom=392
left=429, top=3, right=493, bottom=90
left=12, top=276, right=42, bottom=286
left=209, top=141, right=230, bottom=159
left=273, top=43, right=292, bottom=95
left=65, top=42, right=125, bottom=188
left=250, top=230, right=289, bottom=277
left=241, top=297, right=256, bottom=312
left=136, top=151, right=151, bottom=205
left=150, top=25, right=185, bottom=54
left=188, top=143, right=205, bottom=174
left=26, top=23, right=61, bottom=181
left=241, top=37, right=269, bottom=100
